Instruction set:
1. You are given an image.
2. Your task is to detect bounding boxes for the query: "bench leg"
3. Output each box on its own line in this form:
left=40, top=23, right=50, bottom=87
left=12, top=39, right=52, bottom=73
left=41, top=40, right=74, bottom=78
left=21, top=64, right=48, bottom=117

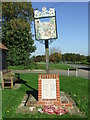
left=2, top=79, right=4, bottom=89
left=11, top=78, right=13, bottom=89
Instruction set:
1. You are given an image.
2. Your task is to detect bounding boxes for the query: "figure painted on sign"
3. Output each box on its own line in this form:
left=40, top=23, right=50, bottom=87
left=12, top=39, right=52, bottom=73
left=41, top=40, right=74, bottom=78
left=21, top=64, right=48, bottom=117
left=35, top=17, right=56, bottom=40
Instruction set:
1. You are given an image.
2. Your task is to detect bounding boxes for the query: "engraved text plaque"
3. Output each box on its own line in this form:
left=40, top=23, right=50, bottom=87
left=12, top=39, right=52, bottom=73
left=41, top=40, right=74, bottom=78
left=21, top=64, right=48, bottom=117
left=42, top=79, right=56, bottom=99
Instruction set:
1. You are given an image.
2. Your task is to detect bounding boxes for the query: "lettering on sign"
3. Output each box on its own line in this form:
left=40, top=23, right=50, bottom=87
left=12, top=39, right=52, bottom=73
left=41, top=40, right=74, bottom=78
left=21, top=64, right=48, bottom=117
left=42, top=79, right=56, bottom=99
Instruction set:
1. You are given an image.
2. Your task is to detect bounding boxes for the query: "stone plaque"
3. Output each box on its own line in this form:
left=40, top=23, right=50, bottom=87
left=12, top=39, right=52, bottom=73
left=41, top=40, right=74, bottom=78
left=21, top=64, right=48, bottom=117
left=42, top=79, right=56, bottom=99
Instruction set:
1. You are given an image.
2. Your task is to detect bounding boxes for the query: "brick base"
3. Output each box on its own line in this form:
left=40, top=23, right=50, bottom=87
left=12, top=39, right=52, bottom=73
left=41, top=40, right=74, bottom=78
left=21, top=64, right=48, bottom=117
left=37, top=100, right=61, bottom=106
left=37, top=101, right=72, bottom=108
left=37, top=74, right=73, bottom=109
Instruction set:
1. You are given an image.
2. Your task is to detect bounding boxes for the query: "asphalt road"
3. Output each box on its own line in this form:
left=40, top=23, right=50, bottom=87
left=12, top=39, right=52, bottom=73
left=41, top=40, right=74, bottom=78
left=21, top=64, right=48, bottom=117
left=12, top=69, right=89, bottom=79
left=68, top=64, right=90, bottom=71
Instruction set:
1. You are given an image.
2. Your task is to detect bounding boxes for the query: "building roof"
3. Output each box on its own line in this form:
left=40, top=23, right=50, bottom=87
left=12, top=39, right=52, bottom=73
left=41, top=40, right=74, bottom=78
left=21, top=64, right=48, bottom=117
left=0, top=42, right=8, bottom=50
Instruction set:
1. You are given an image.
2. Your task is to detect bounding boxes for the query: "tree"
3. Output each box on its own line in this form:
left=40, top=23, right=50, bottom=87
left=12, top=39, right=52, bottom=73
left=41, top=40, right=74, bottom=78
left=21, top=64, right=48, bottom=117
left=87, top=56, right=90, bottom=63
left=62, top=53, right=87, bottom=64
left=2, top=18, right=36, bottom=66
left=50, top=54, right=56, bottom=63
left=2, top=2, right=34, bottom=22
left=32, top=55, right=45, bottom=62
left=49, top=47, right=62, bottom=63
left=2, top=2, right=36, bottom=66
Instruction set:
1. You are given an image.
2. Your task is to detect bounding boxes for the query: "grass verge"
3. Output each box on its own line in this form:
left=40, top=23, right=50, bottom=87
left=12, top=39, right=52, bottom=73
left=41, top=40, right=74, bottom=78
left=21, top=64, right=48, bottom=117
left=8, top=62, right=74, bottom=70
left=2, top=74, right=88, bottom=119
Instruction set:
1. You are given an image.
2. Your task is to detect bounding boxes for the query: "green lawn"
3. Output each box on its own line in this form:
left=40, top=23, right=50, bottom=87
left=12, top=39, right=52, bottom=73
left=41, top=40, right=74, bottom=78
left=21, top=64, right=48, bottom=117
left=2, top=74, right=88, bottom=119
left=40, top=62, right=74, bottom=70
left=8, top=62, right=74, bottom=70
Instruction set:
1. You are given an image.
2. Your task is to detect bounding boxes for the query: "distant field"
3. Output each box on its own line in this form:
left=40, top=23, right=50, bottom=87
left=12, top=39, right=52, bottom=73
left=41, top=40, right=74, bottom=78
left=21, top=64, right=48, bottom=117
left=8, top=62, right=75, bottom=70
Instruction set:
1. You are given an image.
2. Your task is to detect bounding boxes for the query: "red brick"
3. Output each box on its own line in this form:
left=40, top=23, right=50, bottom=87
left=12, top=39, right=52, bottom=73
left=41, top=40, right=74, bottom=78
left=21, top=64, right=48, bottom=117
left=57, top=94, right=60, bottom=97
left=38, top=93, right=41, bottom=95
left=38, top=87, right=41, bottom=89
left=57, top=97, right=60, bottom=100
left=38, top=92, right=41, bottom=94
left=54, top=101, right=60, bottom=105
left=38, top=92, right=41, bottom=95
left=52, top=74, right=53, bottom=78
left=38, top=90, right=41, bottom=92
left=56, top=90, right=60, bottom=93
left=38, top=96, right=41, bottom=99
left=57, top=97, right=60, bottom=99
left=38, top=81, right=41, bottom=82
left=56, top=86, right=59, bottom=88
left=56, top=90, right=60, bottom=92
left=38, top=101, right=45, bottom=105
left=57, top=89, right=60, bottom=91
left=57, top=89, right=60, bottom=90
left=39, top=88, right=41, bottom=90
left=38, top=90, right=42, bottom=92
left=38, top=95, right=41, bottom=97
left=56, top=81, right=59, bottom=84
left=56, top=89, right=60, bottom=91
left=56, top=91, right=60, bottom=93
left=38, top=82, right=41, bottom=84
left=57, top=94, right=60, bottom=96
left=45, top=75, right=48, bottom=79
left=56, top=86, right=60, bottom=88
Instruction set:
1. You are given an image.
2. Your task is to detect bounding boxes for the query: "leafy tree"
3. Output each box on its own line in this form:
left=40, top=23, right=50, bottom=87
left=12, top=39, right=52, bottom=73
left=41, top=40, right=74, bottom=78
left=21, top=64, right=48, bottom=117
left=49, top=47, right=62, bottom=63
left=50, top=54, right=56, bottom=63
left=2, top=2, right=36, bottom=66
left=2, top=2, right=34, bottom=22
left=32, top=55, right=45, bottom=62
left=87, top=56, right=90, bottom=63
left=2, top=18, right=36, bottom=66
left=62, top=53, right=88, bottom=64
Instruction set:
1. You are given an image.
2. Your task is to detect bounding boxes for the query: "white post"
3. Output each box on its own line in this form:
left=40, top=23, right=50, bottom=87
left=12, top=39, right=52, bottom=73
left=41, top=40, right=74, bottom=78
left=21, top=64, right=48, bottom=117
left=68, top=68, right=69, bottom=76
left=76, top=68, right=78, bottom=77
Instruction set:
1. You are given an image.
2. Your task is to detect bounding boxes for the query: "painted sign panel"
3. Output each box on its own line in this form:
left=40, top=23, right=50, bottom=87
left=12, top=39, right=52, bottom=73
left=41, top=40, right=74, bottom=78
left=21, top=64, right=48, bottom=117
left=34, top=7, right=57, bottom=40
left=42, top=79, right=56, bottom=99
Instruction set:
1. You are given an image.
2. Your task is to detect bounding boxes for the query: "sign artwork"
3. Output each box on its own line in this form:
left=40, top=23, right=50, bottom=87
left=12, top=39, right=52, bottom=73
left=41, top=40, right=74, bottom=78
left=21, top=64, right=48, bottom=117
left=34, top=7, right=57, bottom=40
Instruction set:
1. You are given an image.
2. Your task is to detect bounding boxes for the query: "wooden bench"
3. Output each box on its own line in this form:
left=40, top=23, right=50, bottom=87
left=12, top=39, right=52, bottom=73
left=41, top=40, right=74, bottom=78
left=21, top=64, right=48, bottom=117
left=0, top=70, right=15, bottom=89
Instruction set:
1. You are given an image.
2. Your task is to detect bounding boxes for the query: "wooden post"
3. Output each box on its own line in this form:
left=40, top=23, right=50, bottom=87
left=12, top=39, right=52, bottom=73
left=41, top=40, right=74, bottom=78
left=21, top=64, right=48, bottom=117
left=11, top=78, right=13, bottom=89
left=68, top=68, right=69, bottom=76
left=76, top=68, right=78, bottom=77
left=45, top=40, right=49, bottom=74
left=0, top=71, right=4, bottom=89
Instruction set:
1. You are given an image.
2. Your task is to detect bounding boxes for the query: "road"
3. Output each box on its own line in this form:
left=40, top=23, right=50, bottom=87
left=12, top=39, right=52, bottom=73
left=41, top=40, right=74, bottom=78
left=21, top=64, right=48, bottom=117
left=12, top=69, right=89, bottom=79
left=68, top=64, right=90, bottom=71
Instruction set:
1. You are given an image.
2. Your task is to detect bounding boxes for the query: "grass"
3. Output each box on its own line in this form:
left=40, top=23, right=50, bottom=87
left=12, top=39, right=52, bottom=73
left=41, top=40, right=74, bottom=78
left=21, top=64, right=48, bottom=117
left=2, top=74, right=88, bottom=119
left=8, top=62, right=75, bottom=70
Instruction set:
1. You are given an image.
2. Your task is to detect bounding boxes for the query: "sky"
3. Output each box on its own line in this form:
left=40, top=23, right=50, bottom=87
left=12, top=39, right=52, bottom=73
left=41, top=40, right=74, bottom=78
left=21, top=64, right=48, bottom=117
left=31, top=2, right=88, bottom=56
